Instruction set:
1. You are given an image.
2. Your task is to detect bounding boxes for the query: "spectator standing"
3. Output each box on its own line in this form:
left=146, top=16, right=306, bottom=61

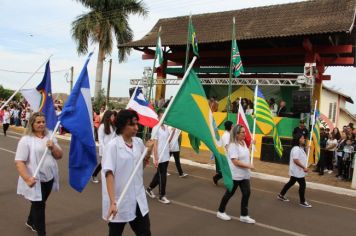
left=325, top=133, right=338, bottom=174
left=277, top=101, right=287, bottom=117
left=269, top=98, right=278, bottom=116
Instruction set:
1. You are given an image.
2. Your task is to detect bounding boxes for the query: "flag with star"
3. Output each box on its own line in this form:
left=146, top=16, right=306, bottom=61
left=20, top=61, right=58, bottom=130
left=188, top=16, right=199, bottom=56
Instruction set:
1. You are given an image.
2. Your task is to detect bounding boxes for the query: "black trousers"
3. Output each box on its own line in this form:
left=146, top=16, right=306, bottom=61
left=218, top=179, right=251, bottom=216
left=3, top=123, right=9, bottom=136
left=149, top=161, right=169, bottom=197
left=28, top=179, right=54, bottom=236
left=325, top=151, right=334, bottom=170
left=92, top=163, right=102, bottom=177
left=108, top=204, right=151, bottom=236
left=337, top=155, right=344, bottom=177
left=213, top=158, right=223, bottom=182
left=316, top=149, right=326, bottom=174
left=170, top=151, right=183, bottom=176
left=280, top=176, right=306, bottom=203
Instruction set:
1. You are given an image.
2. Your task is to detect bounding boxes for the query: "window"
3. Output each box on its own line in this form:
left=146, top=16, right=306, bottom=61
left=332, top=102, right=337, bottom=123
left=328, top=103, right=333, bottom=119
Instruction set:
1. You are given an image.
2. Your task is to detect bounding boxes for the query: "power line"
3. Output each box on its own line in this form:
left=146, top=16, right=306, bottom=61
left=0, top=68, right=70, bottom=74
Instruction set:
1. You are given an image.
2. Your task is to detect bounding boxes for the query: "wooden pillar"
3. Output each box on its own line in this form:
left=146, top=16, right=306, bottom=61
left=313, top=80, right=322, bottom=110
left=155, top=60, right=167, bottom=101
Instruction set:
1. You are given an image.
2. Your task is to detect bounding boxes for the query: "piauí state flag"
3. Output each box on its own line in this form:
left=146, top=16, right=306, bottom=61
left=237, top=100, right=252, bottom=147
left=59, top=52, right=97, bottom=192
left=312, top=110, right=321, bottom=161
left=255, top=87, right=283, bottom=157
left=127, top=87, right=159, bottom=128
left=20, top=61, right=58, bottom=130
left=164, top=70, right=233, bottom=191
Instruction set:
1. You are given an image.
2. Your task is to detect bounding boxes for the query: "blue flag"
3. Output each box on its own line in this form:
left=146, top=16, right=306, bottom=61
left=36, top=61, right=58, bottom=130
left=59, top=53, right=97, bottom=192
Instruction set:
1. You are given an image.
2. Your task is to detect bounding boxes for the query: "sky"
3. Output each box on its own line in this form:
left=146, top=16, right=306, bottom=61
left=0, top=0, right=355, bottom=113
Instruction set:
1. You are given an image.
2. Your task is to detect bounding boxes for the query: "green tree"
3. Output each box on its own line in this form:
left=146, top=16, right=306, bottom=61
left=71, top=0, right=148, bottom=101
left=0, top=85, right=21, bottom=101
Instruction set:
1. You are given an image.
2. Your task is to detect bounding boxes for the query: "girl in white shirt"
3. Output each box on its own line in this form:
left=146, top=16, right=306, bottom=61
left=217, top=125, right=256, bottom=224
left=278, top=133, right=312, bottom=208
left=146, top=110, right=171, bottom=204
left=91, top=110, right=116, bottom=183
left=168, top=127, right=188, bottom=177
left=325, top=133, right=338, bottom=173
left=103, top=109, right=153, bottom=236
left=14, top=112, right=63, bottom=235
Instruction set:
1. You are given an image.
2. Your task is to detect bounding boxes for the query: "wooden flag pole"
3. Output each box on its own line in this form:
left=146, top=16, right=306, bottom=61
left=108, top=57, right=197, bottom=221
left=0, top=54, right=53, bottom=111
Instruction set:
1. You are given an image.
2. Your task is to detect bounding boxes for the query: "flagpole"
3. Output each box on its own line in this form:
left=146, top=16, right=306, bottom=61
left=306, top=100, right=318, bottom=167
left=250, top=80, right=259, bottom=165
left=108, top=57, right=197, bottom=221
left=0, top=54, right=53, bottom=111
left=33, top=121, right=61, bottom=178
left=227, top=17, right=236, bottom=121
left=184, top=14, right=192, bottom=72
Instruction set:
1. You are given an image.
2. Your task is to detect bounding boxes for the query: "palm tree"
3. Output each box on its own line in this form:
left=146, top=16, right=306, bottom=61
left=71, top=0, right=148, bottom=101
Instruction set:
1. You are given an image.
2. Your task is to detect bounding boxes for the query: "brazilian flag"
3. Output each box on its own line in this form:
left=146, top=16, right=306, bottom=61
left=164, top=70, right=233, bottom=191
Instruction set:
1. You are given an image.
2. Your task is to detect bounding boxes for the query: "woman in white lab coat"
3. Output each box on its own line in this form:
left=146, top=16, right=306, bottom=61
left=103, top=109, right=153, bottom=236
left=14, top=112, right=63, bottom=236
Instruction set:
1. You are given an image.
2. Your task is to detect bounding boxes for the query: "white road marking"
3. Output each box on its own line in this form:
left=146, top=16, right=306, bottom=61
left=171, top=200, right=307, bottom=236
left=0, top=147, right=15, bottom=154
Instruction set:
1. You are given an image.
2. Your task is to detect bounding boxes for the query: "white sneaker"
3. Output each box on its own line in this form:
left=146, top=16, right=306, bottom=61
left=300, top=202, right=312, bottom=208
left=145, top=188, right=156, bottom=199
left=158, top=196, right=171, bottom=204
left=216, top=212, right=231, bottom=221
left=91, top=176, right=99, bottom=183
left=239, top=216, right=256, bottom=224
left=328, top=170, right=333, bottom=174
left=179, top=173, right=188, bottom=178
left=167, top=172, right=171, bottom=176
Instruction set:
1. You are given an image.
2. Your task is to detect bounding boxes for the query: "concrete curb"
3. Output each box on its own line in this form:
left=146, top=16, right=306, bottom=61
left=176, top=158, right=356, bottom=197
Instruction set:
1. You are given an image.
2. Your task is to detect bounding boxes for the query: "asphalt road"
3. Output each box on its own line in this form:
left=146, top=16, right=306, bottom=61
left=1, top=131, right=356, bottom=236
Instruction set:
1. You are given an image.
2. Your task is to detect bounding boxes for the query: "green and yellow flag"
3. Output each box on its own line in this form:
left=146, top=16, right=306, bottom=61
left=312, top=111, right=321, bottom=161
left=255, top=87, right=283, bottom=157
left=164, top=70, right=233, bottom=191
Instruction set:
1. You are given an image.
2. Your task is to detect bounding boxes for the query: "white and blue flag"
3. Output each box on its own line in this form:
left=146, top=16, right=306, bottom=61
left=59, top=52, right=97, bottom=192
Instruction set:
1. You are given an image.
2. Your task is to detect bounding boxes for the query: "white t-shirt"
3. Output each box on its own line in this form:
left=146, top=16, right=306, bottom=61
left=326, top=139, right=338, bottom=151
left=227, top=142, right=251, bottom=180
left=102, top=136, right=149, bottom=223
left=289, top=146, right=307, bottom=178
left=168, top=127, right=180, bottom=152
left=15, top=132, right=60, bottom=201
left=152, top=124, right=170, bottom=163
left=221, top=131, right=230, bottom=154
left=98, top=124, right=116, bottom=156
left=3, top=111, right=10, bottom=124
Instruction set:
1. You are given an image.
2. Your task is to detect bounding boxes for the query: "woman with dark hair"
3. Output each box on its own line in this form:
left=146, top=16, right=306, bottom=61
left=103, top=109, right=153, bottom=236
left=15, top=112, right=63, bottom=235
left=277, top=133, right=311, bottom=208
left=325, top=133, right=338, bottom=174
left=332, top=127, right=341, bottom=141
left=91, top=110, right=116, bottom=183
left=217, top=125, right=256, bottom=224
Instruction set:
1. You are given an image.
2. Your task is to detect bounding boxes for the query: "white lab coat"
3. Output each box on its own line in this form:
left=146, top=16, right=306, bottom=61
left=102, top=135, right=149, bottom=223
left=98, top=124, right=116, bottom=156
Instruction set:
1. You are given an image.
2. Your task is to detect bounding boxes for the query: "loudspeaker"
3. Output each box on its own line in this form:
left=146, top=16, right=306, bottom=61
left=292, top=90, right=311, bottom=113
left=260, top=137, right=293, bottom=165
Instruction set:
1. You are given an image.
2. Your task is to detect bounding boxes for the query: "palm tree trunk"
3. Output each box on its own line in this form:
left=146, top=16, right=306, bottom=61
left=94, top=43, right=105, bottom=101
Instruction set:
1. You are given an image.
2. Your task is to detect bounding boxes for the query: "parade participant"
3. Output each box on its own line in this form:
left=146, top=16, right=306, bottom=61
left=103, top=109, right=153, bottom=236
left=277, top=133, right=312, bottom=208
left=213, top=121, right=233, bottom=185
left=168, top=126, right=188, bottom=178
left=217, top=125, right=256, bottom=224
left=2, top=106, right=10, bottom=136
left=91, top=110, right=116, bottom=183
left=14, top=112, right=63, bottom=235
left=146, top=110, right=171, bottom=204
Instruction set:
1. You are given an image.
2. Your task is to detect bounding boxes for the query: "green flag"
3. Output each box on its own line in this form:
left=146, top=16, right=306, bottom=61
left=156, top=35, right=163, bottom=66
left=232, top=38, right=243, bottom=77
left=255, top=87, right=283, bottom=157
left=188, top=17, right=199, bottom=56
left=164, top=70, right=233, bottom=191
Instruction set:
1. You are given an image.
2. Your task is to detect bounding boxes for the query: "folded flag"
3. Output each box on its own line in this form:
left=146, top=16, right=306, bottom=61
left=59, top=52, right=97, bottom=192
left=21, top=61, right=58, bottom=130
left=127, top=87, right=159, bottom=128
left=312, top=110, right=321, bottom=161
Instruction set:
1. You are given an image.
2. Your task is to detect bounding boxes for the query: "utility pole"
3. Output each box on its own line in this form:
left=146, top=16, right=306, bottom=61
left=106, top=59, right=112, bottom=109
left=70, top=66, right=74, bottom=92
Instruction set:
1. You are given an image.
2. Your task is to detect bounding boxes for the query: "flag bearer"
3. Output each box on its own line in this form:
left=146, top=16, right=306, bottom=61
left=103, top=109, right=153, bottom=236
left=217, top=125, right=256, bottom=224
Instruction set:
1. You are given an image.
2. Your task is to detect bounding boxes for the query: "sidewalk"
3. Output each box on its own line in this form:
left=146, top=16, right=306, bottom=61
left=7, top=125, right=355, bottom=192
